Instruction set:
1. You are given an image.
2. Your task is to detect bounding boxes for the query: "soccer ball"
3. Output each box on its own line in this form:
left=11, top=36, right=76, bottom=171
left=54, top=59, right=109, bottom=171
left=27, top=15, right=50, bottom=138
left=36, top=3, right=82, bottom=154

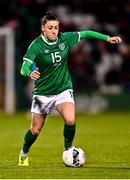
left=62, top=147, right=86, bottom=167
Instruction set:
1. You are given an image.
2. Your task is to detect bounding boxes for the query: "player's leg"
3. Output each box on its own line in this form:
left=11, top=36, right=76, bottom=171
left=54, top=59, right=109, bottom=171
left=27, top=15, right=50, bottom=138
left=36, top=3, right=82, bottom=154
left=19, top=94, right=54, bottom=166
left=56, top=102, right=76, bottom=150
left=21, top=113, right=47, bottom=155
left=19, top=113, right=47, bottom=166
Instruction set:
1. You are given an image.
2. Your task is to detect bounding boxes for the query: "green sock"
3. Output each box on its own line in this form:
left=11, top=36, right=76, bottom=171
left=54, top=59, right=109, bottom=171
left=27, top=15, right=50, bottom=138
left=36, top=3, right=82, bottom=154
left=64, top=123, right=76, bottom=150
left=22, top=129, right=38, bottom=153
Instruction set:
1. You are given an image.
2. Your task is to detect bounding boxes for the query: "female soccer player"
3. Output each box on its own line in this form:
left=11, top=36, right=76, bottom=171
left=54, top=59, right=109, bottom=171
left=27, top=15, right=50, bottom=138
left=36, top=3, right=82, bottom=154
left=19, top=11, right=122, bottom=166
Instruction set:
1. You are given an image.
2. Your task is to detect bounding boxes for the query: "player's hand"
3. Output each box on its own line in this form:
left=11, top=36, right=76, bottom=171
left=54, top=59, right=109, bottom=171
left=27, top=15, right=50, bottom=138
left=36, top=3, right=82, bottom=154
left=107, top=36, right=122, bottom=44
left=30, top=70, right=40, bottom=80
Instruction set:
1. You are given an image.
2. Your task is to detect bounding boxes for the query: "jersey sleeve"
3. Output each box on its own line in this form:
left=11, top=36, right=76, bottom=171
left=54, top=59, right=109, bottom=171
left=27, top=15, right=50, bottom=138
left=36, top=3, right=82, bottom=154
left=20, top=61, right=32, bottom=76
left=23, top=41, right=37, bottom=64
left=21, top=40, right=37, bottom=77
left=64, top=32, right=80, bottom=48
left=79, top=30, right=109, bottom=41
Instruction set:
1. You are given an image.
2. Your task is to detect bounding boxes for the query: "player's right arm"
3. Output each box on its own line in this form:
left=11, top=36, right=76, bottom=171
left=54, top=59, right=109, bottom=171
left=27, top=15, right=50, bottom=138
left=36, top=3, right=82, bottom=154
left=20, top=41, right=40, bottom=80
left=21, top=61, right=40, bottom=80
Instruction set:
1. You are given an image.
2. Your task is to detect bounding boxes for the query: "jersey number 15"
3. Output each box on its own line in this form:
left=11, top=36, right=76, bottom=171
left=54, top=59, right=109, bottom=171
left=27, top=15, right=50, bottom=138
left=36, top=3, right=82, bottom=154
left=51, top=52, right=62, bottom=63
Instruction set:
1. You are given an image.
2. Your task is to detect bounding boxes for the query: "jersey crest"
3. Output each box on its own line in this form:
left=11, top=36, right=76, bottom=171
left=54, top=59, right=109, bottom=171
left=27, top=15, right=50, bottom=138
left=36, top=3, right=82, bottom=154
left=59, top=43, right=65, bottom=51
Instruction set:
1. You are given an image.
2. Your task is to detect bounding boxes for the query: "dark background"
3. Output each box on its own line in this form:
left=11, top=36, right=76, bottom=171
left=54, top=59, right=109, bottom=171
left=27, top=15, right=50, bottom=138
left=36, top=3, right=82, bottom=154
left=0, top=0, right=130, bottom=110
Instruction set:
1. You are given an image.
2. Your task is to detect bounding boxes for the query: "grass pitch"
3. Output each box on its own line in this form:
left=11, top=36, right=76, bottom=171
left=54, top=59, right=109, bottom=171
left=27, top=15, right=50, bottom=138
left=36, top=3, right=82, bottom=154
left=0, top=111, right=130, bottom=179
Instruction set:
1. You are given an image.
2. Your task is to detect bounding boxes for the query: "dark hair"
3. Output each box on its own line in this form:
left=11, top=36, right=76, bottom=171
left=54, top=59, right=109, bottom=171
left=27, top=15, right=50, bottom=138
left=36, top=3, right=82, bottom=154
left=41, top=11, right=59, bottom=26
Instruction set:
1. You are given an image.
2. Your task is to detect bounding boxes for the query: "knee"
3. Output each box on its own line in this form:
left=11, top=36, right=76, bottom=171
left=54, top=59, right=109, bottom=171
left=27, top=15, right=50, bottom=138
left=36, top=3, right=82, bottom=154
left=65, top=119, right=75, bottom=126
left=31, top=127, right=41, bottom=136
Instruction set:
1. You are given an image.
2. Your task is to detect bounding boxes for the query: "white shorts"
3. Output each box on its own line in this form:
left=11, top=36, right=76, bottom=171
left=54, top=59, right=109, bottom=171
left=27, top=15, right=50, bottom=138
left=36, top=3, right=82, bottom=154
left=31, top=89, right=74, bottom=115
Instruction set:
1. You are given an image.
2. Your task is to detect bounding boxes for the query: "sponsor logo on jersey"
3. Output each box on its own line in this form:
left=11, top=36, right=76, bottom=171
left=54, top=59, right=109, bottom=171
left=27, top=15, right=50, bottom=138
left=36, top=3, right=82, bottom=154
left=72, top=32, right=77, bottom=35
left=59, top=43, right=65, bottom=51
left=44, top=50, right=50, bottom=54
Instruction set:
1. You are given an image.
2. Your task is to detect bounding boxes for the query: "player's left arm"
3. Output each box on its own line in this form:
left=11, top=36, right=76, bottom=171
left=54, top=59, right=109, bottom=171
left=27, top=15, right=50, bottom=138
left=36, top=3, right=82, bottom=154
left=79, top=30, right=122, bottom=44
left=106, top=36, right=122, bottom=44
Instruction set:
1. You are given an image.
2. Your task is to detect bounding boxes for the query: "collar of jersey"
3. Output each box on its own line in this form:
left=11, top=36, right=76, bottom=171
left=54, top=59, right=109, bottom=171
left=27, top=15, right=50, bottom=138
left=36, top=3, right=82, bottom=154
left=41, top=34, right=58, bottom=45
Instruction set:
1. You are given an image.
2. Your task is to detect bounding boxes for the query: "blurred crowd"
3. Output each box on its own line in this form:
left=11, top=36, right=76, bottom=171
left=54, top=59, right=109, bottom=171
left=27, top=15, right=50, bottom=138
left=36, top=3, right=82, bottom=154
left=0, top=0, right=130, bottom=108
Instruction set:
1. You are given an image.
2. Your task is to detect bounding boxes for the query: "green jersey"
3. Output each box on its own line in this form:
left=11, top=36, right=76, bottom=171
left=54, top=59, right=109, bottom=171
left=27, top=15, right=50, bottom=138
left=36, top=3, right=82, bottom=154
left=21, top=30, right=109, bottom=95
left=23, top=32, right=80, bottom=95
